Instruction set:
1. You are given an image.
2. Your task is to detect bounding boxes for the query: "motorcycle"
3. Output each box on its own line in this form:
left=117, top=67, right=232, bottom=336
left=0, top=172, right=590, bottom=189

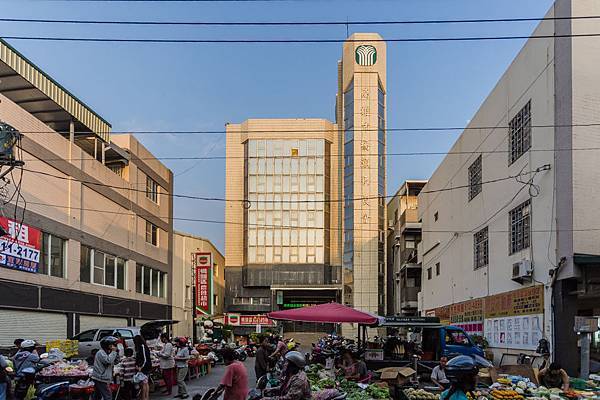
left=245, top=343, right=257, bottom=357
left=234, top=345, right=248, bottom=362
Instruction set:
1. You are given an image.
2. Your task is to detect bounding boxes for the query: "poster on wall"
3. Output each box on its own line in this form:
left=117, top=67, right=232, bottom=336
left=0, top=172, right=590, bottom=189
left=195, top=252, right=213, bottom=315
left=0, top=217, right=41, bottom=273
left=429, top=286, right=545, bottom=350
left=485, top=313, right=543, bottom=350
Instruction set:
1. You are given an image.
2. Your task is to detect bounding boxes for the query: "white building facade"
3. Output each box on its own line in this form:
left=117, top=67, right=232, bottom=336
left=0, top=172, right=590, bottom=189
left=419, top=0, right=600, bottom=374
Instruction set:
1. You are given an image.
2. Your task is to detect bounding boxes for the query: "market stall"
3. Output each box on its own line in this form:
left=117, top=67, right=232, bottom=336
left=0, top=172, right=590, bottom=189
left=269, top=303, right=390, bottom=399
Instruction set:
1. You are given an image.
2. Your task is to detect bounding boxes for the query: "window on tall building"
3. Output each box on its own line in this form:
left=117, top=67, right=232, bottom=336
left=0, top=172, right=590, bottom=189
left=145, top=220, right=158, bottom=246
left=509, top=200, right=531, bottom=254
left=435, top=262, right=440, bottom=276
left=468, top=155, right=482, bottom=201
left=136, top=265, right=167, bottom=298
left=474, top=226, right=489, bottom=269
left=509, top=101, right=531, bottom=165
left=434, top=212, right=439, bottom=222
left=146, top=175, right=159, bottom=203
left=427, top=267, right=432, bottom=280
left=246, top=139, right=326, bottom=265
left=39, top=233, right=66, bottom=278
left=80, top=245, right=126, bottom=289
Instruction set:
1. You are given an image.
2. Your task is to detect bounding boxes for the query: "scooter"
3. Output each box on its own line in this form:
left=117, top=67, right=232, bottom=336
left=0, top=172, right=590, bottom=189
left=235, top=345, right=248, bottom=362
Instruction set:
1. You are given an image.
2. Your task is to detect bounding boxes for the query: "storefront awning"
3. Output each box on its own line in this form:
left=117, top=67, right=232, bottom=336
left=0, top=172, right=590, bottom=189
left=267, top=302, right=379, bottom=325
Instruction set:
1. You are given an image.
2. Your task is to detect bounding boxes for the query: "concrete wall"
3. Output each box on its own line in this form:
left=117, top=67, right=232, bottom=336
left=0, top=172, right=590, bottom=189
left=0, top=90, right=172, bottom=311
left=418, top=6, right=557, bottom=356
left=172, top=232, right=225, bottom=339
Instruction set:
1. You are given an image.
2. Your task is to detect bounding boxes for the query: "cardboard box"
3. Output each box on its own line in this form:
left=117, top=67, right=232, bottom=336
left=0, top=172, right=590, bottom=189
left=377, top=367, right=416, bottom=385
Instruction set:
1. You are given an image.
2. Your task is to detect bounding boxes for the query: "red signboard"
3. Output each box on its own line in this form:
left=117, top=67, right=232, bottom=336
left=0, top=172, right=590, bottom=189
left=225, top=313, right=274, bottom=327
left=195, top=252, right=212, bottom=315
left=0, top=217, right=42, bottom=273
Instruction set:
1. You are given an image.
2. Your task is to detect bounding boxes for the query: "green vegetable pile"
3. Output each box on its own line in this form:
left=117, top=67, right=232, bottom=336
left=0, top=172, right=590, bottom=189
left=306, top=364, right=390, bottom=399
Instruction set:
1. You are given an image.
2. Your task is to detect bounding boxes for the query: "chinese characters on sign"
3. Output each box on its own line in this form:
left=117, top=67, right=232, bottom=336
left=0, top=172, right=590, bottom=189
left=427, top=286, right=544, bottom=350
left=225, top=313, right=274, bottom=326
left=195, top=252, right=212, bottom=315
left=0, top=217, right=41, bottom=273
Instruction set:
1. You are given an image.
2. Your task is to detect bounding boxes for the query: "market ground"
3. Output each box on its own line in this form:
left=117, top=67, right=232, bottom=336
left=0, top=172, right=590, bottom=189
left=151, top=358, right=257, bottom=399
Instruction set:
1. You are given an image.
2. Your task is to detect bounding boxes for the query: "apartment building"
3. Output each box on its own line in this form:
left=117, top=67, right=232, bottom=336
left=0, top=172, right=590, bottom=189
left=386, top=181, right=426, bottom=316
left=224, top=33, right=387, bottom=334
left=172, top=231, right=225, bottom=340
left=418, top=0, right=600, bottom=373
left=0, top=38, right=173, bottom=346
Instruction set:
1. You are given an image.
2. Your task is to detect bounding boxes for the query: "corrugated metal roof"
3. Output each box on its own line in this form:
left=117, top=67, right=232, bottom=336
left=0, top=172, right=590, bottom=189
left=0, top=38, right=111, bottom=142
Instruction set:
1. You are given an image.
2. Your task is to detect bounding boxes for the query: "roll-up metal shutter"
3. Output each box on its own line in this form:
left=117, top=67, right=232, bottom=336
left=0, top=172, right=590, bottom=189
left=79, top=315, right=128, bottom=332
left=0, top=309, right=67, bottom=347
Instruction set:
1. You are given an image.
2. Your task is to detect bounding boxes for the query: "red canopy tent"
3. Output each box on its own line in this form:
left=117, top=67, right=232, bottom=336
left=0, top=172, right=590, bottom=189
left=267, top=302, right=379, bottom=325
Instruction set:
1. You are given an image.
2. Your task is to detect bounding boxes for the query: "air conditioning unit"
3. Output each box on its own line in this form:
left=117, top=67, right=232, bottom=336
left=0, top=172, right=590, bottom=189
left=512, top=260, right=533, bottom=283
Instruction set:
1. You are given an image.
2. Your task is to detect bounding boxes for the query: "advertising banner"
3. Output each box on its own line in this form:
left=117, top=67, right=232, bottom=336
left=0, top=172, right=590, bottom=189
left=195, top=252, right=212, bottom=315
left=224, top=314, right=274, bottom=326
left=484, top=285, right=544, bottom=319
left=427, top=286, right=545, bottom=345
left=0, top=217, right=41, bottom=273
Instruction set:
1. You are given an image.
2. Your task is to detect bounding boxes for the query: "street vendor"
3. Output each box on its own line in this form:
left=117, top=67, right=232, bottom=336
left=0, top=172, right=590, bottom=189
left=538, top=363, right=570, bottom=391
left=263, top=351, right=311, bottom=400
left=340, top=350, right=368, bottom=382
left=431, top=356, right=450, bottom=390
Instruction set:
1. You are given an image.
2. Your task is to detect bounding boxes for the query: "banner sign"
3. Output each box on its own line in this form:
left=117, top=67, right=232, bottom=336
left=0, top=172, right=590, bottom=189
left=484, top=285, right=544, bottom=319
left=195, top=252, right=212, bottom=315
left=225, top=313, right=274, bottom=327
left=0, top=217, right=41, bottom=273
left=427, top=286, right=544, bottom=340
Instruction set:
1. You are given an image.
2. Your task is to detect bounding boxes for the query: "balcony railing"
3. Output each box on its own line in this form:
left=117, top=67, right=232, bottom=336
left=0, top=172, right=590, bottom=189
left=400, top=208, right=420, bottom=227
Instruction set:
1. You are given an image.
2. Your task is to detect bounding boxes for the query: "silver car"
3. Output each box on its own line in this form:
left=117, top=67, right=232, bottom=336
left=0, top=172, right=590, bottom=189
left=71, top=320, right=177, bottom=358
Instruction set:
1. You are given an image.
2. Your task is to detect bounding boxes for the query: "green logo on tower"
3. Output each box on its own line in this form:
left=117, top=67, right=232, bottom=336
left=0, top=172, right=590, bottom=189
left=355, top=45, right=377, bottom=66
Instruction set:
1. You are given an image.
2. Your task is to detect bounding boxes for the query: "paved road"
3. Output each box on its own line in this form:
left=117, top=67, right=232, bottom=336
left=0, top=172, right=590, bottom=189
left=151, top=358, right=257, bottom=399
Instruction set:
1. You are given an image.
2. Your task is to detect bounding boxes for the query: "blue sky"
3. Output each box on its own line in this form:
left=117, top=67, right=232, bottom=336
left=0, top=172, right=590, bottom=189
left=2, top=0, right=555, bottom=251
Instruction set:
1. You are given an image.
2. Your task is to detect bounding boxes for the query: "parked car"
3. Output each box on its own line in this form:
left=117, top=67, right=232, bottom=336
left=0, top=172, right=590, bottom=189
left=71, top=320, right=178, bottom=358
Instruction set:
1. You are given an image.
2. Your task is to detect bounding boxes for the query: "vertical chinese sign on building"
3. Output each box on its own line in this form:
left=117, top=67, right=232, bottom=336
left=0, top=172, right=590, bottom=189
left=0, top=217, right=41, bottom=273
left=195, top=252, right=213, bottom=316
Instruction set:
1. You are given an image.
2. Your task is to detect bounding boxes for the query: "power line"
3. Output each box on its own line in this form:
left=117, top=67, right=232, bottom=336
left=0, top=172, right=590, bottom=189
left=18, top=146, right=600, bottom=163
left=3, top=31, right=600, bottom=44
left=16, top=198, right=600, bottom=234
left=15, top=122, right=600, bottom=136
left=16, top=147, right=600, bottom=162
left=20, top=165, right=547, bottom=204
left=1, top=15, right=599, bottom=27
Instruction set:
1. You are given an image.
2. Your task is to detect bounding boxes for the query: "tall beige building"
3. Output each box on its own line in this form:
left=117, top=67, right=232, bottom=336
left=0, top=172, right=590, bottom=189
left=339, top=33, right=387, bottom=316
left=224, top=34, right=386, bottom=334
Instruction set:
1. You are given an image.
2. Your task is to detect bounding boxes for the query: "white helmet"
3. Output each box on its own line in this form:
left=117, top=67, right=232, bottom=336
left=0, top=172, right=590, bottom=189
left=20, top=339, right=36, bottom=349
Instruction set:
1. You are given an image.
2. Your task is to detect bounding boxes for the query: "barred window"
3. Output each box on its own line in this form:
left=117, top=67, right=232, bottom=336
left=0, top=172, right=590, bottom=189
left=509, top=200, right=531, bottom=254
left=509, top=101, right=532, bottom=165
left=468, top=155, right=482, bottom=200
left=473, top=226, right=489, bottom=269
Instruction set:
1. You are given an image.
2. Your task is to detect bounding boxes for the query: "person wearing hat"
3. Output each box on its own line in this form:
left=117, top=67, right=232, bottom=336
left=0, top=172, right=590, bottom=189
left=441, top=355, right=492, bottom=400
left=174, top=337, right=191, bottom=399
left=91, top=336, right=119, bottom=400
left=263, top=351, right=311, bottom=400
left=12, top=340, right=39, bottom=377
